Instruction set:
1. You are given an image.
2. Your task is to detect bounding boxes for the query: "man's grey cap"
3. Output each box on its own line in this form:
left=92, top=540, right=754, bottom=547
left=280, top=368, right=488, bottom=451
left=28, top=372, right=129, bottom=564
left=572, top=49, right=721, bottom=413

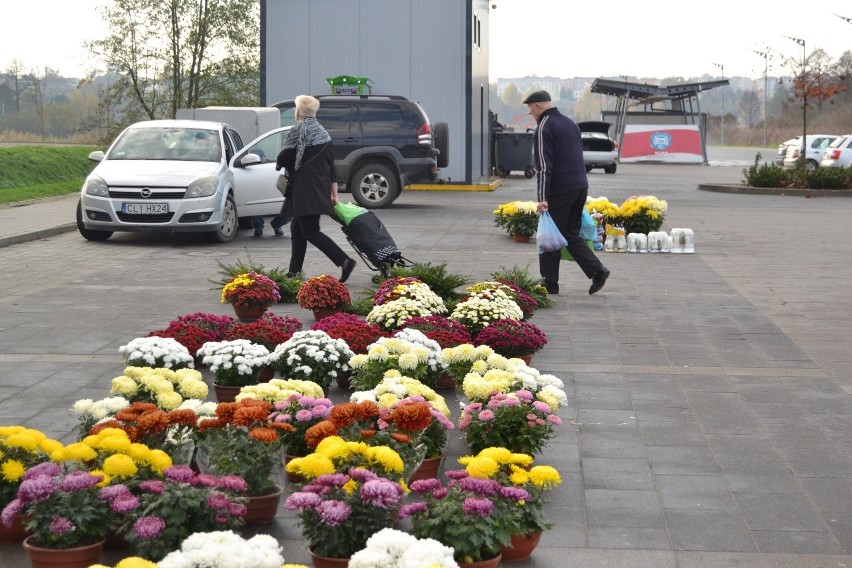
left=522, top=90, right=552, bottom=104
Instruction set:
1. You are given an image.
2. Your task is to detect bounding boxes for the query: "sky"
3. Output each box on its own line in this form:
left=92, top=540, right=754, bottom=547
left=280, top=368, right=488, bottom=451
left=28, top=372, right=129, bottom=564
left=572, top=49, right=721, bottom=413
left=1, top=0, right=850, bottom=81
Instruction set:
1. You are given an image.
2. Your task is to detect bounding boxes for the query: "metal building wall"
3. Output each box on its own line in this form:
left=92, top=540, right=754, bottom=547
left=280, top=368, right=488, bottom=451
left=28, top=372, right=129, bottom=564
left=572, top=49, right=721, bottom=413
left=262, top=0, right=491, bottom=184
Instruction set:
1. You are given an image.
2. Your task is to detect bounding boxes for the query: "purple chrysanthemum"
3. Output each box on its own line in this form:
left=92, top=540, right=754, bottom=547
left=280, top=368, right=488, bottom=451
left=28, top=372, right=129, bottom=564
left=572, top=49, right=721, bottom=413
left=50, top=516, right=74, bottom=536
left=59, top=471, right=101, bottom=492
left=18, top=475, right=57, bottom=504
left=99, top=484, right=131, bottom=502
left=432, top=488, right=449, bottom=499
left=462, top=496, right=493, bottom=517
left=217, top=475, right=248, bottom=493
left=22, top=462, right=61, bottom=480
left=477, top=409, right=496, bottom=422
left=503, top=396, right=521, bottom=407
left=346, top=468, right=378, bottom=483
left=1, top=500, right=23, bottom=528
left=499, top=485, right=530, bottom=501
left=216, top=514, right=231, bottom=524
left=409, top=478, right=442, bottom=493
left=397, top=501, right=427, bottom=519
left=163, top=465, right=195, bottom=483
left=139, top=480, right=164, bottom=494
left=459, top=476, right=500, bottom=495
left=316, top=500, right=351, bottom=526
left=133, top=516, right=166, bottom=540
left=314, top=473, right=350, bottom=487
left=110, top=494, right=140, bottom=514
left=207, top=492, right=231, bottom=510
left=284, top=492, right=323, bottom=510
left=191, top=474, right=219, bottom=487
left=295, top=409, right=314, bottom=422
left=515, top=389, right=534, bottom=401
left=532, top=400, right=551, bottom=413
left=228, top=503, right=247, bottom=518
left=312, top=404, right=331, bottom=418
left=547, top=414, right=563, bottom=426
left=444, top=470, right=469, bottom=480
left=360, top=479, right=402, bottom=508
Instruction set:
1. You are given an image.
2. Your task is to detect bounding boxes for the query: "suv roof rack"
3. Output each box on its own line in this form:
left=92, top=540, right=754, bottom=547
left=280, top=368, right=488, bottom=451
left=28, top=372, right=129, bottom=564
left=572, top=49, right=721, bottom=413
left=316, top=95, right=409, bottom=101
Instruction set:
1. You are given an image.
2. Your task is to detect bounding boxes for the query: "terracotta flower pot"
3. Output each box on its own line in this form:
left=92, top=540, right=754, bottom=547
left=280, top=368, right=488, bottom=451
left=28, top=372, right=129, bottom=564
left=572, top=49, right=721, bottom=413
left=335, top=373, right=352, bottom=390
left=231, top=303, right=268, bottom=322
left=409, top=453, right=443, bottom=482
left=243, top=485, right=283, bottom=525
left=258, top=365, right=275, bottom=381
left=23, top=536, right=105, bottom=568
left=312, top=306, right=343, bottom=321
left=213, top=383, right=242, bottom=403
left=500, top=530, right=542, bottom=562
left=284, top=454, right=305, bottom=484
left=459, top=553, right=502, bottom=567
left=436, top=373, right=456, bottom=390
left=309, top=548, right=350, bottom=568
left=512, top=233, right=530, bottom=243
left=0, top=512, right=27, bottom=543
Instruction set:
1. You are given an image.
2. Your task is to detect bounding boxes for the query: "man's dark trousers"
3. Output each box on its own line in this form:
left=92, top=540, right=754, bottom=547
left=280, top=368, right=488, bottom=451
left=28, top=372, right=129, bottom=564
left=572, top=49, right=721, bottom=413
left=539, top=189, right=605, bottom=287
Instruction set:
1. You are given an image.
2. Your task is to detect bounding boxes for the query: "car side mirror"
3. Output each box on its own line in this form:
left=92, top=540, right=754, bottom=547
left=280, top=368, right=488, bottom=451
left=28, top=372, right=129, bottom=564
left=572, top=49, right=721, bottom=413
left=237, top=153, right=261, bottom=167
left=88, top=151, right=105, bottom=162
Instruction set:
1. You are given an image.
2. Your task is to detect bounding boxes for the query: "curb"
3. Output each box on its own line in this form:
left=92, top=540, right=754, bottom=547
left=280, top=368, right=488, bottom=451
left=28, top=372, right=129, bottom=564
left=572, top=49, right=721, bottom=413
left=698, top=184, right=852, bottom=197
left=406, top=180, right=501, bottom=192
left=0, top=224, right=77, bottom=249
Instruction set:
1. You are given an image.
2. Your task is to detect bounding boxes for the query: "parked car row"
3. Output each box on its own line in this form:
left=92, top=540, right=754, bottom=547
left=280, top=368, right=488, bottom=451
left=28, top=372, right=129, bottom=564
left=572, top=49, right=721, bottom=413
left=775, top=134, right=851, bottom=170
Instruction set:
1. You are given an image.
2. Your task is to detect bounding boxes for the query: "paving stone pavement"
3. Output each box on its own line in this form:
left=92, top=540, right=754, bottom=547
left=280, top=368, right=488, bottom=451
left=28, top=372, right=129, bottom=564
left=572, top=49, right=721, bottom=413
left=1, top=153, right=851, bottom=567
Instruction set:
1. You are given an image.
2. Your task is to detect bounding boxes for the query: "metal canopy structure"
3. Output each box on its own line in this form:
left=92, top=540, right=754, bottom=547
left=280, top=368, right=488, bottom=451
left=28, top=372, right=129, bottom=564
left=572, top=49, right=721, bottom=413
left=590, top=78, right=729, bottom=163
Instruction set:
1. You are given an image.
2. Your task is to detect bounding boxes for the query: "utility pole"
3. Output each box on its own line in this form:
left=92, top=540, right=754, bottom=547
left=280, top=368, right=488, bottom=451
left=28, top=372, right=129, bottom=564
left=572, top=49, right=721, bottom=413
left=753, top=50, right=770, bottom=147
left=712, top=62, right=724, bottom=146
left=785, top=36, right=806, bottom=162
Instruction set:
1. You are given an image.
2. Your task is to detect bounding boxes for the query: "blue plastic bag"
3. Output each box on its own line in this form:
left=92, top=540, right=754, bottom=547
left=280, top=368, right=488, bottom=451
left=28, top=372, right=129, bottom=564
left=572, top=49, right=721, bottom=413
left=580, top=209, right=597, bottom=242
left=536, top=211, right=568, bottom=253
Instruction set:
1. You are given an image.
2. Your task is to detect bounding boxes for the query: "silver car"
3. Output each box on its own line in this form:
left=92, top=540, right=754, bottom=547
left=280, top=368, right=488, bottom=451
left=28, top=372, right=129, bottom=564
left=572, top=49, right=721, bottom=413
left=820, top=135, right=852, bottom=169
left=579, top=121, right=618, bottom=174
left=775, top=136, right=800, bottom=165
left=781, top=134, right=840, bottom=170
left=77, top=120, right=286, bottom=242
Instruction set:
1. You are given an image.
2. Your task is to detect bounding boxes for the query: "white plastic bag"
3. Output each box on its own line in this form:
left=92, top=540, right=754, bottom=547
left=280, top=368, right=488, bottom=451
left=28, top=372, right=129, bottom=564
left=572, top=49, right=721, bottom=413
left=536, top=211, right=568, bottom=253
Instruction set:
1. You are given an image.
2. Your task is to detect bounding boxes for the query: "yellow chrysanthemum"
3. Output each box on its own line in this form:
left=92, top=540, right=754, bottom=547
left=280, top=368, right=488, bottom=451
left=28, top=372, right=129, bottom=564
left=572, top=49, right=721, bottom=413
left=156, top=391, right=183, bottom=410
left=342, top=479, right=357, bottom=495
left=528, top=465, right=562, bottom=488
left=509, top=466, right=530, bottom=486
left=152, top=367, right=177, bottom=382
left=146, top=449, right=173, bottom=474
left=1, top=459, right=26, bottom=483
left=95, top=435, right=132, bottom=454
left=111, top=376, right=139, bottom=396
left=0, top=426, right=25, bottom=437
left=343, top=441, right=370, bottom=459
left=286, top=454, right=335, bottom=479
left=509, top=452, right=534, bottom=467
left=116, top=558, right=159, bottom=568
left=464, top=456, right=500, bottom=479
left=476, top=447, right=514, bottom=464
left=179, top=380, right=208, bottom=400
left=103, top=454, right=139, bottom=479
left=315, top=436, right=350, bottom=459
left=397, top=353, right=419, bottom=370
left=376, top=393, right=401, bottom=408
left=126, top=443, right=152, bottom=463
left=97, top=428, right=130, bottom=441
left=2, top=432, right=40, bottom=452
left=90, top=469, right=112, bottom=487
left=38, top=438, right=64, bottom=455
left=365, top=445, right=404, bottom=473
left=56, top=442, right=98, bottom=462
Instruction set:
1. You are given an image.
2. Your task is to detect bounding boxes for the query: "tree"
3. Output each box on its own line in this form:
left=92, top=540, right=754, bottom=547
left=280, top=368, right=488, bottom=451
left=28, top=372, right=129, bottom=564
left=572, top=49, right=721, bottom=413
left=501, top=83, right=522, bottom=108
left=737, top=90, right=761, bottom=128
left=86, top=0, right=261, bottom=123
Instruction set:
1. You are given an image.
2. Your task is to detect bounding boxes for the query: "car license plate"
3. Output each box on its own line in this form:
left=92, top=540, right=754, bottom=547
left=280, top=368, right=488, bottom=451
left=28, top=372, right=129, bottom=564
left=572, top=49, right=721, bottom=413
left=122, top=202, right=168, bottom=214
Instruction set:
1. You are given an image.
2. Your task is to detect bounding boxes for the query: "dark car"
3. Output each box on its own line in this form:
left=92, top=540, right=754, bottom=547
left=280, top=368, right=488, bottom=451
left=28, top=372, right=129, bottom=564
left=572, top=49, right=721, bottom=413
left=271, top=95, right=449, bottom=208
left=578, top=121, right=618, bottom=174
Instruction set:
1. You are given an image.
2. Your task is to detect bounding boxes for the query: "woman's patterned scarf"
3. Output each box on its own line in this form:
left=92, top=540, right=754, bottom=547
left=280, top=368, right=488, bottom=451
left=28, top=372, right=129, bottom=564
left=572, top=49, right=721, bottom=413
left=283, top=116, right=331, bottom=171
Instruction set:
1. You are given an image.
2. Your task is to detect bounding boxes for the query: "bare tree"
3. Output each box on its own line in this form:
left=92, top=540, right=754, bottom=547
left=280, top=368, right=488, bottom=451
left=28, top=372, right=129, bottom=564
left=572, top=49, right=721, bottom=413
left=86, top=0, right=260, bottom=123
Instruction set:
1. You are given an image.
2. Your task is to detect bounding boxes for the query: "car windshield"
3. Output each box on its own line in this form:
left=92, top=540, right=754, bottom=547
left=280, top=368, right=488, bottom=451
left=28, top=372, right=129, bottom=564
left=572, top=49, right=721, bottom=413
left=107, top=127, right=221, bottom=162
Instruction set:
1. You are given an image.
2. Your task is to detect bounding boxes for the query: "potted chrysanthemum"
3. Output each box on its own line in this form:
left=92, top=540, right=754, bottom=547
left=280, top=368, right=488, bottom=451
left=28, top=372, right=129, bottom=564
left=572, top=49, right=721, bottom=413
left=196, top=339, right=270, bottom=402
left=109, top=367, right=209, bottom=409
left=268, top=392, right=334, bottom=458
left=311, top=312, right=390, bottom=354
left=221, top=271, right=281, bottom=322
left=448, top=287, right=524, bottom=337
left=348, top=329, right=445, bottom=391
left=119, top=337, right=195, bottom=370
left=349, top=528, right=458, bottom=568
left=493, top=200, right=539, bottom=241
left=296, top=275, right=351, bottom=319
left=267, top=330, right=354, bottom=390
left=235, top=378, right=325, bottom=404
left=473, top=318, right=548, bottom=364
left=0, top=427, right=64, bottom=543
left=400, top=314, right=472, bottom=348
left=157, top=531, right=292, bottom=568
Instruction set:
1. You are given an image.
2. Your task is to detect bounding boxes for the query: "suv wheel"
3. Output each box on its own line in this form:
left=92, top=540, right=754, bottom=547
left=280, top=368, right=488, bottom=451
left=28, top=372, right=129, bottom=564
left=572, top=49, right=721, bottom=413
left=76, top=200, right=113, bottom=241
left=351, top=164, right=399, bottom=209
left=206, top=194, right=238, bottom=242
left=433, top=122, right=449, bottom=168
left=604, top=164, right=617, bottom=174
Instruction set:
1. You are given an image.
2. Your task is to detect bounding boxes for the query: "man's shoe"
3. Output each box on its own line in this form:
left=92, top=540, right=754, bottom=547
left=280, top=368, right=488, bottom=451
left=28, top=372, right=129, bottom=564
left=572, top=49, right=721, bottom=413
left=546, top=285, right=559, bottom=295
left=340, top=258, right=357, bottom=283
left=253, top=229, right=263, bottom=238
left=589, top=268, right=610, bottom=295
left=273, top=228, right=284, bottom=236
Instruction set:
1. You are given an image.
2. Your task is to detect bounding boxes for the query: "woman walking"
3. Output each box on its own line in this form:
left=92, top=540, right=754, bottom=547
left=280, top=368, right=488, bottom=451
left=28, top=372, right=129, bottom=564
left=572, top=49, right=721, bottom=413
left=276, top=95, right=357, bottom=282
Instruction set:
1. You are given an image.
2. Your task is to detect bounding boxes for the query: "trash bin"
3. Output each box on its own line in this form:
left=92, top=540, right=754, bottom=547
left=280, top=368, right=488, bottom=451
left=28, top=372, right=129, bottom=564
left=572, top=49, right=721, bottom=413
left=495, top=130, right=535, bottom=178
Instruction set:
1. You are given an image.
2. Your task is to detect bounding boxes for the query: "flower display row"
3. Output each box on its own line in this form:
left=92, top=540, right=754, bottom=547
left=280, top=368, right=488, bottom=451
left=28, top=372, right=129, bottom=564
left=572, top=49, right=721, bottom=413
left=493, top=200, right=539, bottom=238
left=586, top=194, right=668, bottom=235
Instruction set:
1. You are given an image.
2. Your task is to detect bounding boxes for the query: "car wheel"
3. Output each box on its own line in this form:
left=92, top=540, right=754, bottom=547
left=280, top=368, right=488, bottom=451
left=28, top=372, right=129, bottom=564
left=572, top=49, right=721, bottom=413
left=433, top=122, right=450, bottom=168
left=604, top=164, right=617, bottom=174
left=805, top=159, right=819, bottom=171
left=351, top=164, right=398, bottom=209
left=76, top=200, right=112, bottom=241
left=206, top=194, right=238, bottom=243
left=524, top=166, right=535, bottom=178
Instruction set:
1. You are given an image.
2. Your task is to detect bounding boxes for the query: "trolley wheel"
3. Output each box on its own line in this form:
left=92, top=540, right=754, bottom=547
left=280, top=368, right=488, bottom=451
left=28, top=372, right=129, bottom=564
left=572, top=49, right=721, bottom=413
left=378, top=263, right=390, bottom=278
left=497, top=167, right=509, bottom=177
left=524, top=166, right=535, bottom=178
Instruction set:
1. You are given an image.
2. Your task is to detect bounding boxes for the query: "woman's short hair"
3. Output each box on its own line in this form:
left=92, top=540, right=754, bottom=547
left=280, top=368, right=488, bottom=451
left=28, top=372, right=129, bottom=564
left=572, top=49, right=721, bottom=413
left=295, top=95, right=320, bottom=118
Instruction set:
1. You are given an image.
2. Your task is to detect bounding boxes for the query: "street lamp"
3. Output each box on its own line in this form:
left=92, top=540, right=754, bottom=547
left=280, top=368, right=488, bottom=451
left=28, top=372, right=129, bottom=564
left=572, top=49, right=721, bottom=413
left=752, top=50, right=770, bottom=147
left=834, top=13, right=852, bottom=24
left=712, top=62, right=724, bottom=146
left=785, top=36, right=806, bottom=162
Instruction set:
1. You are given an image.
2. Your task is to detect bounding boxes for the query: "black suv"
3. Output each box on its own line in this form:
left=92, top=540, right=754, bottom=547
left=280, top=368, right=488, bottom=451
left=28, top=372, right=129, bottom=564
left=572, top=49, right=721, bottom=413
left=271, top=95, right=448, bottom=208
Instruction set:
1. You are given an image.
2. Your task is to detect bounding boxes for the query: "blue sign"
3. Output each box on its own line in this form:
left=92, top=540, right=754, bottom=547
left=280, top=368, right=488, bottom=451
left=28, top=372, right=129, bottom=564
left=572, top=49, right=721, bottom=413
left=650, top=132, right=672, bottom=150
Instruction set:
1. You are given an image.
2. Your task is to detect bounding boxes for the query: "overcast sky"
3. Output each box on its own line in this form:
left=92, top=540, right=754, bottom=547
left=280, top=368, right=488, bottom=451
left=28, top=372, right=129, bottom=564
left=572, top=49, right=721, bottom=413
left=2, top=0, right=850, bottom=81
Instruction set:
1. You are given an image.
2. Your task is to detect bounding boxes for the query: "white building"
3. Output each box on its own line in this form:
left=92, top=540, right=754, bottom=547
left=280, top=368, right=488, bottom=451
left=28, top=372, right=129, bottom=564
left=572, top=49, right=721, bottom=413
left=261, top=0, right=492, bottom=184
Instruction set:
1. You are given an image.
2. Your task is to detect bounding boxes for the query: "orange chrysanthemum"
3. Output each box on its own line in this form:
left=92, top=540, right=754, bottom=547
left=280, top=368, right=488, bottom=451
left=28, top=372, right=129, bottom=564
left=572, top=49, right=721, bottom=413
left=113, top=409, right=141, bottom=422
left=88, top=421, right=126, bottom=437
left=136, top=409, right=170, bottom=433
left=387, top=403, right=433, bottom=432
left=215, top=402, right=239, bottom=421
left=233, top=405, right=269, bottom=427
left=248, top=427, right=279, bottom=443
left=269, top=422, right=296, bottom=432
left=239, top=398, right=271, bottom=410
left=305, top=421, right=338, bottom=448
left=361, top=429, right=377, bottom=439
left=167, top=409, right=198, bottom=427
left=354, top=401, right=380, bottom=421
left=329, top=403, right=358, bottom=428
left=390, top=432, right=412, bottom=444
left=198, top=417, right=227, bottom=432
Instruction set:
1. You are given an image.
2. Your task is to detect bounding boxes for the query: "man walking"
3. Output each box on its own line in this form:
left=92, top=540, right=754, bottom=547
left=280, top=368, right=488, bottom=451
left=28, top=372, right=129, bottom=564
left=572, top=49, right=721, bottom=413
left=524, top=90, right=609, bottom=295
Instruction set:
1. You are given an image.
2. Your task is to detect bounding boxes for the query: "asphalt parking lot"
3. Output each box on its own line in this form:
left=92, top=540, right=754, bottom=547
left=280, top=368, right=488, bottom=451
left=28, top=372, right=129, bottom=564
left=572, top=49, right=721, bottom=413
left=1, top=147, right=851, bottom=567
